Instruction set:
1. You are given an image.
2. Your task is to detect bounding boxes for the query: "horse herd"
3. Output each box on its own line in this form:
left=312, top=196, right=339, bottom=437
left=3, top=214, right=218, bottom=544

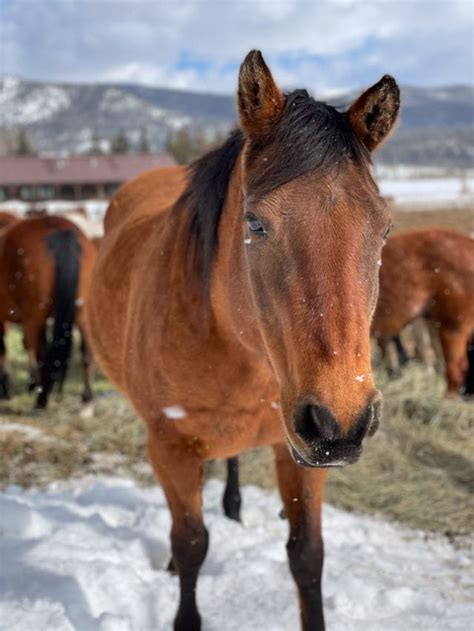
left=1, top=51, right=473, bottom=631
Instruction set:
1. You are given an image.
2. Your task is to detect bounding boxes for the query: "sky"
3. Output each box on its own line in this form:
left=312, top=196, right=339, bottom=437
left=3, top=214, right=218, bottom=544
left=1, top=0, right=473, bottom=94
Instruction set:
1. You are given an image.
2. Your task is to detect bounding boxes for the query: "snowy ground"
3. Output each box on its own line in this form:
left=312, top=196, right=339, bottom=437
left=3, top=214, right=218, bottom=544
left=0, top=199, right=108, bottom=223
left=378, top=176, right=473, bottom=208
left=0, top=477, right=471, bottom=631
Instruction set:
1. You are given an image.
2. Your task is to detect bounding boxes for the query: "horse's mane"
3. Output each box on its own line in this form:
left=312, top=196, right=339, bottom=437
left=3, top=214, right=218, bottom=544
left=178, top=89, right=370, bottom=295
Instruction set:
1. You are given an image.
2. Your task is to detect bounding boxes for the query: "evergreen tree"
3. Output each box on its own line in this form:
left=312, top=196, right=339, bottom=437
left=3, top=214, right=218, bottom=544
left=110, top=129, right=130, bottom=154
left=139, top=127, right=150, bottom=153
left=165, top=127, right=194, bottom=165
left=89, top=128, right=103, bottom=155
left=16, top=128, right=35, bottom=155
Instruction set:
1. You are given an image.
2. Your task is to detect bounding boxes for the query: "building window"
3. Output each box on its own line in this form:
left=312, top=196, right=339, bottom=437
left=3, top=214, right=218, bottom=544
left=20, top=186, right=36, bottom=201
left=105, top=182, right=120, bottom=196
left=59, top=185, right=75, bottom=200
left=82, top=183, right=98, bottom=197
left=36, top=186, right=55, bottom=200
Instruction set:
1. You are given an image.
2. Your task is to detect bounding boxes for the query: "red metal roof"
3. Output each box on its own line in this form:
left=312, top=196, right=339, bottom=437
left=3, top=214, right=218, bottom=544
left=0, top=153, right=176, bottom=186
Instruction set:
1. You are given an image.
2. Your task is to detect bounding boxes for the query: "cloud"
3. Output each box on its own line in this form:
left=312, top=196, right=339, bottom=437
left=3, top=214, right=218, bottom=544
left=1, top=0, right=473, bottom=93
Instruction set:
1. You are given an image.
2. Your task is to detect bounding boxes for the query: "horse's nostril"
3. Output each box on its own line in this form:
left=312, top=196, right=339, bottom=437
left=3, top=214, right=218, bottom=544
left=348, top=397, right=382, bottom=443
left=294, top=403, right=340, bottom=443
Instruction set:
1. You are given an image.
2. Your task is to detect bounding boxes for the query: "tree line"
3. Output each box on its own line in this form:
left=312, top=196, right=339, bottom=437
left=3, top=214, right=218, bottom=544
left=3, top=125, right=228, bottom=164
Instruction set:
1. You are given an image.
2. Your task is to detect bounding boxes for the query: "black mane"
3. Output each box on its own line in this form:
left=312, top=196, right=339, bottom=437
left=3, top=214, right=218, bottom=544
left=177, top=129, right=244, bottom=295
left=177, top=90, right=369, bottom=294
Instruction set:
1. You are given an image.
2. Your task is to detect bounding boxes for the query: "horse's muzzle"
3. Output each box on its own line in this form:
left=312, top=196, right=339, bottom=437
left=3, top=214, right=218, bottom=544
left=288, top=393, right=382, bottom=468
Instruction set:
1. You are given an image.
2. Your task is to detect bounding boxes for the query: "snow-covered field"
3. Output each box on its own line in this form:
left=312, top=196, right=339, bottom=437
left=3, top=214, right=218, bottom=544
left=0, top=200, right=108, bottom=224
left=0, top=477, right=471, bottom=631
left=378, top=176, right=473, bottom=208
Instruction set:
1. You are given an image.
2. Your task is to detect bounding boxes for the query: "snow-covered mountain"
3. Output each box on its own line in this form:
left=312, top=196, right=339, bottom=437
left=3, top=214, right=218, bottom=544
left=1, top=77, right=473, bottom=166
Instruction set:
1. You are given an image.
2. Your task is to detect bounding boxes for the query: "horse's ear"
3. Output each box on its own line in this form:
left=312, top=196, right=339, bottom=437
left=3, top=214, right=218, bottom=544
left=238, top=50, right=285, bottom=138
left=348, top=75, right=400, bottom=151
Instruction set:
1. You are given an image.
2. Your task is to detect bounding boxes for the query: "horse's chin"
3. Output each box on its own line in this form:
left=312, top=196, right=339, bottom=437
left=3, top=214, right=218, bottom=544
left=287, top=440, right=361, bottom=469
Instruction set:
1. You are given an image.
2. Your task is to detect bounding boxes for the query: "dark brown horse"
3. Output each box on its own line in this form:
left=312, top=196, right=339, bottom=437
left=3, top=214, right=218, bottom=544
left=373, top=228, right=474, bottom=396
left=0, top=215, right=97, bottom=407
left=86, top=50, right=399, bottom=630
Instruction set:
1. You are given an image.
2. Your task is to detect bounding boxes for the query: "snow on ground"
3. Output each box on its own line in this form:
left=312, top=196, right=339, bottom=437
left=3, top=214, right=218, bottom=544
left=0, top=200, right=108, bottom=223
left=378, top=176, right=474, bottom=208
left=0, top=476, right=471, bottom=631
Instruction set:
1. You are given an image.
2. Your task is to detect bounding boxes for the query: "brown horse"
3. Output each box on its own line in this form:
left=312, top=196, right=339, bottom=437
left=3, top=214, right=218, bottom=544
left=0, top=215, right=97, bottom=407
left=373, top=228, right=474, bottom=396
left=0, top=211, right=18, bottom=232
left=0, top=211, right=19, bottom=396
left=86, top=50, right=399, bottom=630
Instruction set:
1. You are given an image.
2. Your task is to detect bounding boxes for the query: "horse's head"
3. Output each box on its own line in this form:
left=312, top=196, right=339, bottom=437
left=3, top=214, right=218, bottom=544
left=238, top=51, right=399, bottom=468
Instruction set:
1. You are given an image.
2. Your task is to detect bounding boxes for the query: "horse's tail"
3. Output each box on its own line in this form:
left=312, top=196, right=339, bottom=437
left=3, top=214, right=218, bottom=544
left=463, top=337, right=474, bottom=396
left=38, top=229, right=82, bottom=408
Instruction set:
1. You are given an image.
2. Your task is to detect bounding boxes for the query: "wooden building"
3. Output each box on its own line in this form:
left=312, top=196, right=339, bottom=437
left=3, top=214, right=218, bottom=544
left=0, top=153, right=176, bottom=202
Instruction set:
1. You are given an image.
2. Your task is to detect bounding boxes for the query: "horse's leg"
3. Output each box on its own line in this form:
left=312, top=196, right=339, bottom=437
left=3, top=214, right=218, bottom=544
left=23, top=321, right=47, bottom=399
left=393, top=334, right=409, bottom=367
left=438, top=326, right=470, bottom=396
left=222, top=457, right=241, bottom=522
left=148, top=433, right=208, bottom=631
left=413, top=318, right=436, bottom=371
left=273, top=444, right=327, bottom=631
left=78, top=323, right=94, bottom=403
left=463, top=340, right=474, bottom=396
left=427, top=321, right=446, bottom=375
left=377, top=337, right=400, bottom=378
left=0, top=322, right=10, bottom=399
left=25, top=336, right=45, bottom=392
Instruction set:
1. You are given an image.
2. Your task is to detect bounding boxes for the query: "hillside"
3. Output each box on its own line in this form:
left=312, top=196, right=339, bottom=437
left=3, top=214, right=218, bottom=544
left=1, top=77, right=473, bottom=166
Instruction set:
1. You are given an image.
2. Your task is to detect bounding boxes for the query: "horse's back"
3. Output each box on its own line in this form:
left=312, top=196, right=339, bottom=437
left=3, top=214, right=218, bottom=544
left=0, top=211, right=18, bottom=233
left=104, top=165, right=187, bottom=234
left=1, top=215, right=96, bottom=322
left=375, top=228, right=474, bottom=336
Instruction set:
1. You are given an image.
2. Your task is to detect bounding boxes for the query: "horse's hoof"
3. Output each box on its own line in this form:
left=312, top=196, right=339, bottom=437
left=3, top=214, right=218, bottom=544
left=0, top=375, right=11, bottom=399
left=35, top=395, right=48, bottom=410
left=167, top=558, right=177, bottom=574
left=223, top=508, right=241, bottom=522
left=81, top=390, right=93, bottom=404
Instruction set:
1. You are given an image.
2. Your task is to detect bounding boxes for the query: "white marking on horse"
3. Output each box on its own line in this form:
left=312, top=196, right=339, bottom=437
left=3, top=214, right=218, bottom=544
left=162, top=405, right=187, bottom=420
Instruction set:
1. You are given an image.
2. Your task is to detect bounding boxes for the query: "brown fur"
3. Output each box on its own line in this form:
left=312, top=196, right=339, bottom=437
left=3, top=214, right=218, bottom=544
left=86, top=51, right=399, bottom=630
left=0, top=211, right=18, bottom=232
left=373, top=228, right=474, bottom=395
left=0, top=215, right=96, bottom=405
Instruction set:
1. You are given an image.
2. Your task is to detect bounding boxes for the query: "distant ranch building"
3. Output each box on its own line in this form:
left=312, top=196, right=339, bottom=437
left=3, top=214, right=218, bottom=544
left=0, top=153, right=176, bottom=202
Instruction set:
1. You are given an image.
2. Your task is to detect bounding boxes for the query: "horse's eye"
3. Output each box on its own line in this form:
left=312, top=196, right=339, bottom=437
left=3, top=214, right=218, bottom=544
left=245, top=214, right=267, bottom=236
left=383, top=223, right=393, bottom=241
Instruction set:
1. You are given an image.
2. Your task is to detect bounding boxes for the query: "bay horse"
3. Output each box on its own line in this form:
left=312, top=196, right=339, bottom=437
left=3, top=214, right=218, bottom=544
left=0, top=211, right=19, bottom=396
left=373, top=228, right=474, bottom=396
left=86, top=50, right=400, bottom=630
left=0, top=211, right=18, bottom=232
left=0, top=215, right=97, bottom=407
